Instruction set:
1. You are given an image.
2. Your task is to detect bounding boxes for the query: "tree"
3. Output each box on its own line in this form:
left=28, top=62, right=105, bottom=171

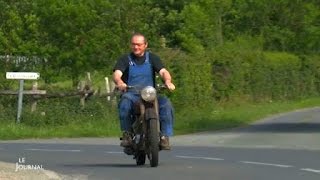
left=174, top=0, right=231, bottom=53
left=224, top=0, right=320, bottom=53
left=33, top=0, right=121, bottom=84
left=0, top=0, right=44, bottom=72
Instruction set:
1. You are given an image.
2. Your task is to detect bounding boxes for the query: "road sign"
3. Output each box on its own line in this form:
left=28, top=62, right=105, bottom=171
left=6, top=72, right=40, bottom=80
left=5, top=72, right=40, bottom=123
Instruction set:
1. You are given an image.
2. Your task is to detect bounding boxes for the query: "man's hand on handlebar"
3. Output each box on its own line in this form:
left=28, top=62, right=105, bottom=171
left=117, top=83, right=128, bottom=91
left=165, top=81, right=175, bottom=91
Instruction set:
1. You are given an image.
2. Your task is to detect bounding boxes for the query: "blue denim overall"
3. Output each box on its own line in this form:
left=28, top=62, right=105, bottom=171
left=118, top=52, right=174, bottom=136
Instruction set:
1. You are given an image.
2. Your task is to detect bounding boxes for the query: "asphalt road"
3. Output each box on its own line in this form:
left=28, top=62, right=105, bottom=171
left=1, top=107, right=320, bottom=180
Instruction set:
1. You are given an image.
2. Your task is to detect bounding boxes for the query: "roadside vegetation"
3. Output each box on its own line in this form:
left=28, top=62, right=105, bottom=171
left=0, top=0, right=319, bottom=139
left=1, top=95, right=320, bottom=139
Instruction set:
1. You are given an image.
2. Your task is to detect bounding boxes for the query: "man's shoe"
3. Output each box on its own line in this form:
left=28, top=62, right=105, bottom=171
left=160, top=136, right=171, bottom=150
left=120, top=131, right=132, bottom=147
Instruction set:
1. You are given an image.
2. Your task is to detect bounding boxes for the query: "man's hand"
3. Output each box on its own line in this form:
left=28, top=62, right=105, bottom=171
left=116, top=83, right=128, bottom=91
left=165, top=81, right=175, bottom=91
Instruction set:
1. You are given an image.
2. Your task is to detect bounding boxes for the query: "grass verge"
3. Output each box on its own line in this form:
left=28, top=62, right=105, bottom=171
left=0, top=97, right=320, bottom=140
left=174, top=97, right=320, bottom=134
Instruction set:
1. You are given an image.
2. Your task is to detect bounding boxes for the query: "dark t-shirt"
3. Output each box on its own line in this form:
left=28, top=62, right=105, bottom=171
left=113, top=51, right=165, bottom=84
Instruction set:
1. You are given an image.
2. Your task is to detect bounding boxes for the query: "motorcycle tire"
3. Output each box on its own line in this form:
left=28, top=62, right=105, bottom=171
left=148, top=118, right=159, bottom=167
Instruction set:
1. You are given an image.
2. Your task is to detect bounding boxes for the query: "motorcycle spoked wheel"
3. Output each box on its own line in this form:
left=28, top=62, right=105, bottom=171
left=148, top=118, right=159, bottom=167
left=136, top=150, right=146, bottom=166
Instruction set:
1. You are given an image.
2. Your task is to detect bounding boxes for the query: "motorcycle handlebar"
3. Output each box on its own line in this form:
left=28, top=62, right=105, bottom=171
left=126, top=84, right=167, bottom=91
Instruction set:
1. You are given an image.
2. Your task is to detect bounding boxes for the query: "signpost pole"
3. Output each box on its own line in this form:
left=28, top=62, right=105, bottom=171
left=17, top=79, right=24, bottom=123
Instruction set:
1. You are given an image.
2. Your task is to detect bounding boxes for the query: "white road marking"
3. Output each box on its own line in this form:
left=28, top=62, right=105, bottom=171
left=300, top=168, right=320, bottom=174
left=240, top=161, right=293, bottom=168
left=106, top=151, right=124, bottom=154
left=176, top=155, right=224, bottom=161
left=25, top=148, right=81, bottom=152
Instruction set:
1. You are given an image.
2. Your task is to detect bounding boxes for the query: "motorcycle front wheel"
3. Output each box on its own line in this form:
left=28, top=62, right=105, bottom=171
left=148, top=118, right=159, bottom=167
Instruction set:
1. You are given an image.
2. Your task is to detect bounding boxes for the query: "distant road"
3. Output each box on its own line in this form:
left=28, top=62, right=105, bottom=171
left=1, top=107, right=320, bottom=180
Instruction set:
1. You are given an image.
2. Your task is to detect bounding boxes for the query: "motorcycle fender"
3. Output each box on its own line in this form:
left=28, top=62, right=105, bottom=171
left=145, top=108, right=157, bottom=120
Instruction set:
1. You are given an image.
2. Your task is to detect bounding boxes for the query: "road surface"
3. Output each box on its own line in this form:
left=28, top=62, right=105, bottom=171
left=1, top=107, right=320, bottom=180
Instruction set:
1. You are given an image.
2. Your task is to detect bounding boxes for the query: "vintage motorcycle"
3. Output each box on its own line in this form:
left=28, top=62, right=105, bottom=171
left=120, top=85, right=166, bottom=167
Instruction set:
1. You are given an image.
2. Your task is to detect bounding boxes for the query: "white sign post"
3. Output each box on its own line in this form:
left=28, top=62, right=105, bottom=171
left=6, top=72, right=40, bottom=123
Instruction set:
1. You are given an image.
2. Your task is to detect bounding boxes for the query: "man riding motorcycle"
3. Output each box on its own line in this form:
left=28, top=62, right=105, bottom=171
left=113, top=33, right=175, bottom=150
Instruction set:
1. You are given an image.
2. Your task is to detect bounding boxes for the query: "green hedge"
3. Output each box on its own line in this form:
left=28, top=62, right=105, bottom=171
left=157, top=48, right=213, bottom=107
left=158, top=40, right=320, bottom=106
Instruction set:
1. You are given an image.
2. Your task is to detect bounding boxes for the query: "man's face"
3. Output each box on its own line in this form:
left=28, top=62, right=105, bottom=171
left=131, top=35, right=148, bottom=57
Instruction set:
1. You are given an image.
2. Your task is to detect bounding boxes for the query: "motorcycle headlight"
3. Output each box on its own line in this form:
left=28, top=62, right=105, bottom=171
left=141, top=86, right=157, bottom=102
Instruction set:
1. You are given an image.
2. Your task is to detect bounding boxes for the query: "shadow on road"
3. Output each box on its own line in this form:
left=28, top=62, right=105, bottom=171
left=237, top=122, right=320, bottom=133
left=62, top=163, right=145, bottom=168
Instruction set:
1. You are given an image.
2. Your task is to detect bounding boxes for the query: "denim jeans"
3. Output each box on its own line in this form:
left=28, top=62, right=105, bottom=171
left=118, top=92, right=174, bottom=136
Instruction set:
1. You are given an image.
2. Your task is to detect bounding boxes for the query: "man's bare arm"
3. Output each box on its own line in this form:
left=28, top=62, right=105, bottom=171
left=159, top=68, right=175, bottom=91
left=113, top=70, right=127, bottom=91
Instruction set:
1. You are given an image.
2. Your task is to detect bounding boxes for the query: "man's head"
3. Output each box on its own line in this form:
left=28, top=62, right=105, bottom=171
left=130, top=33, right=148, bottom=57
